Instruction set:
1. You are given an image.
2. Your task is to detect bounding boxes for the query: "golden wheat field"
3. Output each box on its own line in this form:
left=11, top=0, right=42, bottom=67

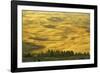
left=22, top=10, right=90, bottom=62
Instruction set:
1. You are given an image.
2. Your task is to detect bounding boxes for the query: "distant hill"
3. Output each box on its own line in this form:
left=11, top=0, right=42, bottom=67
left=22, top=10, right=90, bottom=54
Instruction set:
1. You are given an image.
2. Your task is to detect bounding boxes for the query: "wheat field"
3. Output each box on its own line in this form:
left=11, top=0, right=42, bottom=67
left=22, top=10, right=90, bottom=62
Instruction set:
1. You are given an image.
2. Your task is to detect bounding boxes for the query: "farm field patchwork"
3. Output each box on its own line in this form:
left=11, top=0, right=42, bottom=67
left=22, top=10, right=90, bottom=62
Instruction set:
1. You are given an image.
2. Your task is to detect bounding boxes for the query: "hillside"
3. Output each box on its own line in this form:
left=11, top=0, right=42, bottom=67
left=22, top=10, right=90, bottom=62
